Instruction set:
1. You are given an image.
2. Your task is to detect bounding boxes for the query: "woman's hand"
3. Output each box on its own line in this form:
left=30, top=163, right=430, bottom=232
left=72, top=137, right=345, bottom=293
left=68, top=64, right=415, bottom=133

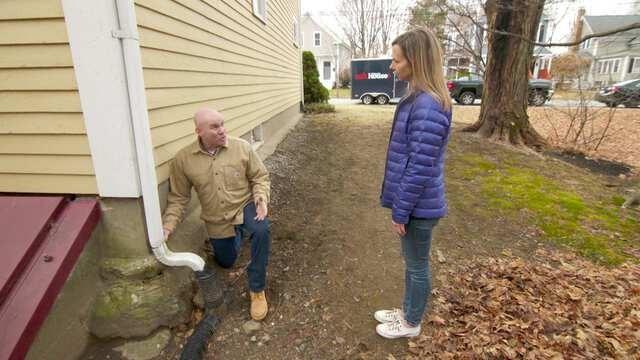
left=391, top=220, right=406, bottom=236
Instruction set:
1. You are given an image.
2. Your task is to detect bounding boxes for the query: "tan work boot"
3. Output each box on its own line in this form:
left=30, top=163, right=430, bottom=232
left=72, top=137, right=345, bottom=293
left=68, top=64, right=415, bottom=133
left=249, top=291, right=268, bottom=321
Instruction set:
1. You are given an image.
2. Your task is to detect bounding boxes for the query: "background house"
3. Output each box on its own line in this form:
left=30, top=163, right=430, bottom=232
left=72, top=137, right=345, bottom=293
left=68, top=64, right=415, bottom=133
left=578, top=15, right=640, bottom=87
left=301, top=13, right=351, bottom=89
left=0, top=0, right=302, bottom=358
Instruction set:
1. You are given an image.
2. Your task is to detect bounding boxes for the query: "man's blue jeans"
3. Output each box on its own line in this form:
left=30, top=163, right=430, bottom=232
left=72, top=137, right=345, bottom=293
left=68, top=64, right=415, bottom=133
left=209, top=202, right=270, bottom=292
left=401, top=217, right=439, bottom=327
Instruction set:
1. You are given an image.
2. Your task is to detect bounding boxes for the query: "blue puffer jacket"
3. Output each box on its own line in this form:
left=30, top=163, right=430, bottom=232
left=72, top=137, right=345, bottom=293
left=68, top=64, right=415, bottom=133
left=380, top=91, right=452, bottom=224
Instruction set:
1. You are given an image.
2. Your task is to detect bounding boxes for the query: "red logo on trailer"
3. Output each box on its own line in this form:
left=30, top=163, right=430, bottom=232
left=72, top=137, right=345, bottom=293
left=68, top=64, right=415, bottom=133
left=355, top=72, right=390, bottom=80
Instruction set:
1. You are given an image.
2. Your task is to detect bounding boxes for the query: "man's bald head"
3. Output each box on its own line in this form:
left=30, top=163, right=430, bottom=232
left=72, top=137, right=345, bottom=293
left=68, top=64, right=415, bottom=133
left=194, top=108, right=224, bottom=129
left=194, top=108, right=227, bottom=149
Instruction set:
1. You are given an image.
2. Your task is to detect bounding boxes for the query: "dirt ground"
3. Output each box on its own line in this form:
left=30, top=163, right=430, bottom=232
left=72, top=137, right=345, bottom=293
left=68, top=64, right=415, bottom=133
left=159, top=103, right=637, bottom=360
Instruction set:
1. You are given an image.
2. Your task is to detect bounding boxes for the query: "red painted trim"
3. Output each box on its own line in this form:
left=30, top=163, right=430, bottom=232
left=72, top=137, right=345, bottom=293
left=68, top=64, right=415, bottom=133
left=0, top=198, right=100, bottom=360
left=0, top=197, right=67, bottom=306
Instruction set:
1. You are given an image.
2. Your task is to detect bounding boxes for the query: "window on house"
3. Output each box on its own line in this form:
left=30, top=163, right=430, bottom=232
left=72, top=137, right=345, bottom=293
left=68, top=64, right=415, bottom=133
left=632, top=58, right=640, bottom=73
left=537, top=19, right=548, bottom=43
left=612, top=59, right=620, bottom=73
left=323, top=61, right=331, bottom=80
left=581, top=38, right=591, bottom=49
left=596, top=61, right=602, bottom=74
left=314, top=32, right=321, bottom=47
left=292, top=19, right=299, bottom=47
left=252, top=0, right=267, bottom=23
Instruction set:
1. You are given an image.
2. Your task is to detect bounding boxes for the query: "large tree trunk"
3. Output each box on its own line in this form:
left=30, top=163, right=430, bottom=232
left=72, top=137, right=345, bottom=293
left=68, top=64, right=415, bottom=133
left=465, top=0, right=546, bottom=149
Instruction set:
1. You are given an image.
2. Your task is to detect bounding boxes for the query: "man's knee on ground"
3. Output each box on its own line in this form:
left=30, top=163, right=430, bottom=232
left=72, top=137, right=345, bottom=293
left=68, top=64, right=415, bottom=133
left=214, top=253, right=237, bottom=268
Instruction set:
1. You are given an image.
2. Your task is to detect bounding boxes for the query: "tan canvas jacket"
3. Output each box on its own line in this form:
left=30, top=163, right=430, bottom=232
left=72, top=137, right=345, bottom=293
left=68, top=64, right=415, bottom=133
left=162, top=136, right=270, bottom=238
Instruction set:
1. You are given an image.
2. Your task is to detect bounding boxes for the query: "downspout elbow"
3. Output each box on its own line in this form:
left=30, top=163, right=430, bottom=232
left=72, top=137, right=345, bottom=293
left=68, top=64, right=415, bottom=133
left=152, top=242, right=205, bottom=272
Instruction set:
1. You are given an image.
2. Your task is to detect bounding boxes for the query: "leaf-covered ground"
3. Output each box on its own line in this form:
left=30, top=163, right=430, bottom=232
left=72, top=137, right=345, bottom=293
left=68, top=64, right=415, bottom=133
left=411, top=249, right=640, bottom=359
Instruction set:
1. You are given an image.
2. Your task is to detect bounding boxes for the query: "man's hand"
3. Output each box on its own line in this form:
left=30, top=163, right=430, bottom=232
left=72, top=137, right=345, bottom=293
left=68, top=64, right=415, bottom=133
left=255, top=199, right=268, bottom=221
left=391, top=220, right=406, bottom=236
left=163, top=227, right=172, bottom=241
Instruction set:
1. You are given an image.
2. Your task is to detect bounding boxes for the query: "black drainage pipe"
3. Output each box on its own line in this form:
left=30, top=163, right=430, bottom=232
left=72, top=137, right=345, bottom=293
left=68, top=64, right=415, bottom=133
left=180, top=267, right=225, bottom=360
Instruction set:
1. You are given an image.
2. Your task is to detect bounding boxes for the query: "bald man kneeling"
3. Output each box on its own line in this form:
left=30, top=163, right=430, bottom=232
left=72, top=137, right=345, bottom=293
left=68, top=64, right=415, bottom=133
left=162, top=108, right=271, bottom=321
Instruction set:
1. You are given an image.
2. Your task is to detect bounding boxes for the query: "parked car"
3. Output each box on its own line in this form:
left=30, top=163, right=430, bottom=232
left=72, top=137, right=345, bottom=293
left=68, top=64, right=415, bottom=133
left=446, top=77, right=554, bottom=106
left=594, top=79, right=640, bottom=108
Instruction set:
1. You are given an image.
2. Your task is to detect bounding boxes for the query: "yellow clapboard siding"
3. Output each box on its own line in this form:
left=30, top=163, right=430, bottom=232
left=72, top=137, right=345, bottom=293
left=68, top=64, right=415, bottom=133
left=151, top=119, right=195, bottom=149
left=0, top=18, right=68, bottom=45
left=138, top=27, right=292, bottom=73
left=142, top=68, right=295, bottom=88
left=0, top=44, right=74, bottom=68
left=0, top=0, right=64, bottom=20
left=134, top=1, right=298, bottom=69
left=0, top=113, right=85, bottom=134
left=135, top=5, right=297, bottom=70
left=171, top=0, right=297, bottom=61
left=0, top=68, right=77, bottom=90
left=140, top=47, right=298, bottom=78
left=0, top=154, right=95, bottom=175
left=153, top=133, right=195, bottom=169
left=232, top=0, right=292, bottom=44
left=147, top=87, right=298, bottom=128
left=149, top=88, right=299, bottom=146
left=0, top=91, right=82, bottom=112
left=227, top=94, right=299, bottom=135
left=221, top=89, right=299, bottom=122
left=0, top=134, right=91, bottom=155
left=226, top=0, right=290, bottom=45
left=0, top=174, right=98, bottom=194
left=145, top=83, right=295, bottom=110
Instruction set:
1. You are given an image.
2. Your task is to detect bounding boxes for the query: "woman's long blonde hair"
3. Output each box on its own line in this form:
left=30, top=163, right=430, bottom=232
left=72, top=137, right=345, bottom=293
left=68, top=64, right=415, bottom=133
left=392, top=28, right=452, bottom=112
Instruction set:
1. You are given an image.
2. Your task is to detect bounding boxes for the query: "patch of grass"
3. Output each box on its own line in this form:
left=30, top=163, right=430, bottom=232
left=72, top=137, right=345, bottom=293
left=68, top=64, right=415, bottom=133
left=304, top=102, right=335, bottom=114
left=451, top=155, right=639, bottom=265
left=611, top=196, right=626, bottom=207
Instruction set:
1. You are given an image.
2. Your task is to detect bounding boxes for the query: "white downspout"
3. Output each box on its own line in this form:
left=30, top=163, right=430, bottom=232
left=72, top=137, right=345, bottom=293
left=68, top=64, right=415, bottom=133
left=114, top=0, right=204, bottom=272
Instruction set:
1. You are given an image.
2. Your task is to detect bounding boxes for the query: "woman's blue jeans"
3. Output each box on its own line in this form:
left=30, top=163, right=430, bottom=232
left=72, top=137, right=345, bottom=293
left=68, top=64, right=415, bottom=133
left=209, top=202, right=270, bottom=292
left=401, top=217, right=439, bottom=326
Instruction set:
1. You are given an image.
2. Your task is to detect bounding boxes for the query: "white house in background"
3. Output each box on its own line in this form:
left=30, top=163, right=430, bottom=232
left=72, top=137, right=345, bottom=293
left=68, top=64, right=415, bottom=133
left=301, top=13, right=351, bottom=89
left=531, top=0, right=640, bottom=82
left=578, top=15, right=640, bottom=87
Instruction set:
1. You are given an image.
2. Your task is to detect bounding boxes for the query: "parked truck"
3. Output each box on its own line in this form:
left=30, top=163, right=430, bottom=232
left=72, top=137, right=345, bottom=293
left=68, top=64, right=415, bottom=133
left=447, top=76, right=554, bottom=106
left=351, top=58, right=409, bottom=105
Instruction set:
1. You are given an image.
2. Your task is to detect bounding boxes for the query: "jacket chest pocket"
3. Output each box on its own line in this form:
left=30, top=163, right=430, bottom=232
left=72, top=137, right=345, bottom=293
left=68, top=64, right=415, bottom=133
left=223, top=165, right=247, bottom=191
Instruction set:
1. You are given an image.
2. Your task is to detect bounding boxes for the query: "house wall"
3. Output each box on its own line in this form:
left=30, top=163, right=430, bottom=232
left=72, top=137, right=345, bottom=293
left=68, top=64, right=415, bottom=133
left=134, top=0, right=302, bottom=183
left=301, top=16, right=341, bottom=89
left=0, top=0, right=97, bottom=194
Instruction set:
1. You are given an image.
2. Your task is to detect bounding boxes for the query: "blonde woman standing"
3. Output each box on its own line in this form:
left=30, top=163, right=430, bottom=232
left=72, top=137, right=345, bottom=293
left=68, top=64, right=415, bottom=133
left=376, top=28, right=453, bottom=339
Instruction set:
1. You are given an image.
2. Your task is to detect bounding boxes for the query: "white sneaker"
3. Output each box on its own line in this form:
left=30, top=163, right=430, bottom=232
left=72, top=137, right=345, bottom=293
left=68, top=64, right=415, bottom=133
left=376, top=319, right=421, bottom=339
left=374, top=308, right=402, bottom=323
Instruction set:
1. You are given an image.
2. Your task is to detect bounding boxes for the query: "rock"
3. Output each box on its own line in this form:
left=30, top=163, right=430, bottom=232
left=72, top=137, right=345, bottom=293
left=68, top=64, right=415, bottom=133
left=336, top=336, right=345, bottom=344
left=90, top=272, right=192, bottom=339
left=436, top=250, right=446, bottom=263
left=261, top=334, right=271, bottom=342
left=114, top=328, right=171, bottom=360
left=250, top=335, right=257, bottom=342
left=242, top=320, right=262, bottom=334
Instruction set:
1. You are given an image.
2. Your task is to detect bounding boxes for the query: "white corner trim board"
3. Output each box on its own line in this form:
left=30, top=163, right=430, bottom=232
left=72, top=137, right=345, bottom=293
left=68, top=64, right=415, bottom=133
left=62, top=0, right=140, bottom=197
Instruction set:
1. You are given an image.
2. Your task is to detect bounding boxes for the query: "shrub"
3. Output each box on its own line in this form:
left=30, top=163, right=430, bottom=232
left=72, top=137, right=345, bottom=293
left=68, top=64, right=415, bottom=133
left=303, top=51, right=329, bottom=103
left=303, top=102, right=335, bottom=114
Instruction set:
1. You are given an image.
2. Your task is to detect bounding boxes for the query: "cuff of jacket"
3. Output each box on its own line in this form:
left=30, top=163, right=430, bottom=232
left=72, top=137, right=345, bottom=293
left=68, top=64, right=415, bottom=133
left=391, top=210, right=409, bottom=225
